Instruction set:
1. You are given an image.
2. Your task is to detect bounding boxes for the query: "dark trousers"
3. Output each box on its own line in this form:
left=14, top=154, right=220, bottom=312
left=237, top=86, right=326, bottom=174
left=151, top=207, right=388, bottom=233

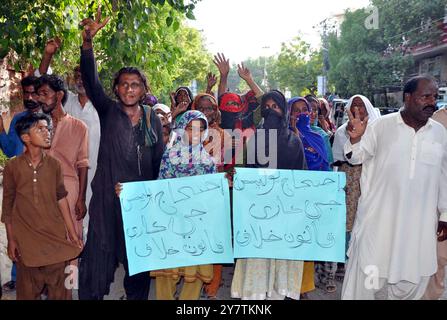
left=79, top=262, right=150, bottom=300
left=122, top=262, right=151, bottom=300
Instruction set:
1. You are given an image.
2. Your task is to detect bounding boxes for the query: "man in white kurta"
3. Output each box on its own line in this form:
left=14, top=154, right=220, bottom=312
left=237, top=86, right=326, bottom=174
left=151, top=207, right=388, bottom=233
left=64, top=67, right=100, bottom=241
left=341, top=76, right=447, bottom=300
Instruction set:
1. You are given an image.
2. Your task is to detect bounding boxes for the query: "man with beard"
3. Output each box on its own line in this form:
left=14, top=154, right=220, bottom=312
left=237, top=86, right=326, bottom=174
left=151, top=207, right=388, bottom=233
left=0, top=76, right=41, bottom=157
left=0, top=75, right=41, bottom=293
left=78, top=7, right=164, bottom=300
left=36, top=74, right=89, bottom=299
left=36, top=38, right=100, bottom=243
left=341, top=75, right=447, bottom=300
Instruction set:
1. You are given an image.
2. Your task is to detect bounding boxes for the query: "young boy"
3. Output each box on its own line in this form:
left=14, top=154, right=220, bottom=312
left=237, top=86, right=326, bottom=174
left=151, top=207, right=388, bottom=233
left=1, top=112, right=83, bottom=300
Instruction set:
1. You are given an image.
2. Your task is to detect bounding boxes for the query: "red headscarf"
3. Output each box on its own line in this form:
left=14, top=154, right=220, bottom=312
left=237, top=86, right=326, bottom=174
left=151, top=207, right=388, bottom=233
left=219, top=93, right=244, bottom=113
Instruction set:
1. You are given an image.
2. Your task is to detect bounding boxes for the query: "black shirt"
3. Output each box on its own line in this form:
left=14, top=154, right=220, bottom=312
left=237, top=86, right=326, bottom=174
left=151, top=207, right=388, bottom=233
left=79, top=47, right=164, bottom=299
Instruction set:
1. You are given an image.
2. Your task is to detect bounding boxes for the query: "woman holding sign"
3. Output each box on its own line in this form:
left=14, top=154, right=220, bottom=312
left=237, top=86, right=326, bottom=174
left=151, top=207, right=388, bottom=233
left=191, top=93, right=233, bottom=299
left=151, top=110, right=217, bottom=300
left=288, top=97, right=337, bottom=294
left=231, top=90, right=307, bottom=300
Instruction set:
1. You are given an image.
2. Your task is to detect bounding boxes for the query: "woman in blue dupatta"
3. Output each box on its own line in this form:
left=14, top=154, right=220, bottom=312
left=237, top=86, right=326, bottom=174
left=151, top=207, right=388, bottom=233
left=151, top=110, right=217, bottom=300
left=288, top=97, right=338, bottom=294
left=305, top=95, right=334, bottom=165
left=288, top=97, right=330, bottom=171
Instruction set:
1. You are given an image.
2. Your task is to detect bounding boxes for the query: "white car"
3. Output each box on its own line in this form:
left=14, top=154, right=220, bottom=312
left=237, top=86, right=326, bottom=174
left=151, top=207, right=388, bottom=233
left=437, top=101, right=447, bottom=110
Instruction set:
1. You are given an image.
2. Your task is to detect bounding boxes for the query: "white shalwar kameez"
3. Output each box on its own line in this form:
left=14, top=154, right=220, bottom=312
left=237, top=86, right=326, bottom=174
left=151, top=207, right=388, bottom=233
left=341, top=112, right=447, bottom=300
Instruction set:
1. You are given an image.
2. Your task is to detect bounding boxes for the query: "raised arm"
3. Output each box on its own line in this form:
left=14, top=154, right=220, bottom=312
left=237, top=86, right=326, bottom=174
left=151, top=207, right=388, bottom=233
left=38, top=38, right=61, bottom=75
left=79, top=6, right=112, bottom=117
left=237, top=63, right=263, bottom=98
left=205, top=72, right=217, bottom=95
left=213, top=53, right=230, bottom=97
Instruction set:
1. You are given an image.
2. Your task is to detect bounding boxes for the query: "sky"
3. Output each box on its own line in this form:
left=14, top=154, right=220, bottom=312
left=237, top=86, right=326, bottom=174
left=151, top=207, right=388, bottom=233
left=188, top=0, right=371, bottom=62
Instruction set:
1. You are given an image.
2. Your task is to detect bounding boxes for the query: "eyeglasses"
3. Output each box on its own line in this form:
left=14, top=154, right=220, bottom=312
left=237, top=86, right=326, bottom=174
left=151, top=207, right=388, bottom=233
left=118, top=82, right=142, bottom=90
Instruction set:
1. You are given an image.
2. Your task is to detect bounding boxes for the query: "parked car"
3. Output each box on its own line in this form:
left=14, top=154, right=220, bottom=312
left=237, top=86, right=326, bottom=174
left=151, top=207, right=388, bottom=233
left=379, top=108, right=400, bottom=115
left=436, top=101, right=447, bottom=110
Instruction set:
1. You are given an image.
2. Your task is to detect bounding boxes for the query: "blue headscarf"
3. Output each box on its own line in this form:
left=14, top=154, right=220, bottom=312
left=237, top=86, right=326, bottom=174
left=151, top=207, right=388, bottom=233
left=288, top=97, right=329, bottom=171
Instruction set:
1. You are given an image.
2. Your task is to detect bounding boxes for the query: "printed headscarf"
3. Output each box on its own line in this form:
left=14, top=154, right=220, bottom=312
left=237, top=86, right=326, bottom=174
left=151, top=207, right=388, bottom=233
left=159, top=110, right=216, bottom=179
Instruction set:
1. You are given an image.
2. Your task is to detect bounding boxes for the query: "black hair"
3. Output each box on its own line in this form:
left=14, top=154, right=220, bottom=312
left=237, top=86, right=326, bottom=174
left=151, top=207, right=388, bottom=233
left=304, top=94, right=319, bottom=105
left=112, top=67, right=150, bottom=99
left=21, top=76, right=38, bottom=89
left=175, top=86, right=194, bottom=101
left=261, top=90, right=287, bottom=115
left=15, top=112, right=51, bottom=144
left=403, top=75, right=437, bottom=102
left=263, top=89, right=286, bottom=103
left=36, top=74, right=68, bottom=105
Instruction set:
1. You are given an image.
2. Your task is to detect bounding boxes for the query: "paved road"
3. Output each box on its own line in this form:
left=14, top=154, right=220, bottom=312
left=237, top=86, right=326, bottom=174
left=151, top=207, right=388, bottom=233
left=3, top=263, right=446, bottom=300
left=1, top=188, right=446, bottom=301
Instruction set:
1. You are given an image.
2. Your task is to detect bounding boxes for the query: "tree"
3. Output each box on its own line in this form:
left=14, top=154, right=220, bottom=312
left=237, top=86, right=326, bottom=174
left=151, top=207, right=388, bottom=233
left=374, top=0, right=446, bottom=49
left=229, top=56, right=276, bottom=93
left=0, top=0, right=206, bottom=99
left=156, top=25, right=214, bottom=102
left=269, top=37, right=323, bottom=97
left=326, top=0, right=445, bottom=101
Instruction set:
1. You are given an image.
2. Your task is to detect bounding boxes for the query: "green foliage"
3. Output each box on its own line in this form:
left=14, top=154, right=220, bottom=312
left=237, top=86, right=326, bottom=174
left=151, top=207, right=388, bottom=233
left=223, top=57, right=275, bottom=94
left=373, top=0, right=446, bottom=48
left=160, top=25, right=213, bottom=102
left=217, top=37, right=322, bottom=97
left=0, top=0, right=207, bottom=100
left=269, top=37, right=323, bottom=96
left=326, top=0, right=445, bottom=100
left=0, top=149, right=8, bottom=167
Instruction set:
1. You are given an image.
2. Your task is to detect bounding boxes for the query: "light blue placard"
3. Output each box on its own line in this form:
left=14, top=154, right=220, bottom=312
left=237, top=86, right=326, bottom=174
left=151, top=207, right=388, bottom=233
left=120, top=173, right=234, bottom=276
left=233, top=168, right=346, bottom=262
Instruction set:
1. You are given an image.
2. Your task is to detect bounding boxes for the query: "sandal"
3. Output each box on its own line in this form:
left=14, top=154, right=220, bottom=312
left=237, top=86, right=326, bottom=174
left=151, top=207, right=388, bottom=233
left=325, top=280, right=337, bottom=293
